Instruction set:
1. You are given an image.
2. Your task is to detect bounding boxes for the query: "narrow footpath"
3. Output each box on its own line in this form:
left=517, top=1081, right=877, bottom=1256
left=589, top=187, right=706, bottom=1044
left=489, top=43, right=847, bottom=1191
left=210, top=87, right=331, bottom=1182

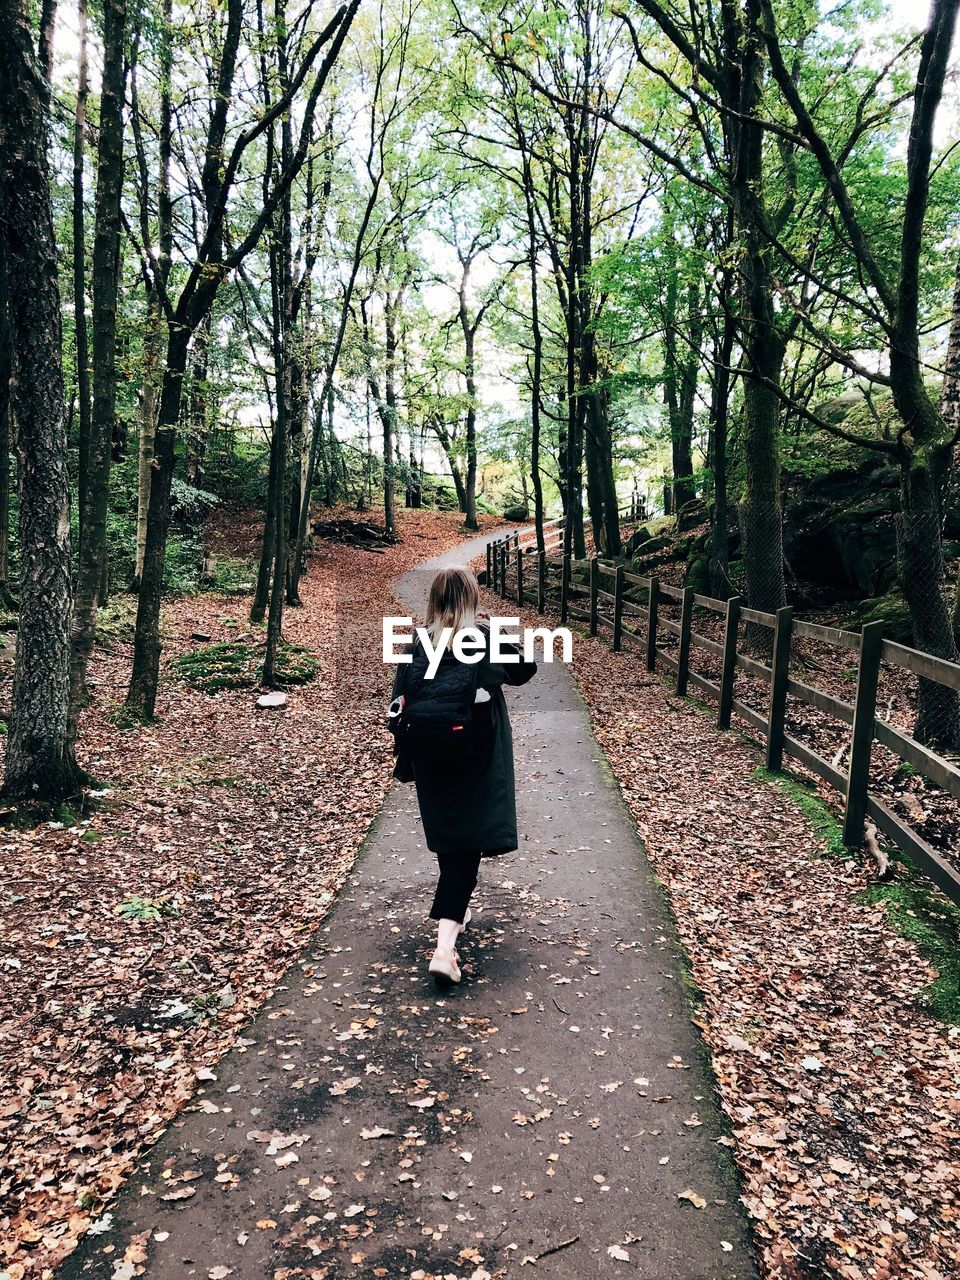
left=59, top=531, right=757, bottom=1280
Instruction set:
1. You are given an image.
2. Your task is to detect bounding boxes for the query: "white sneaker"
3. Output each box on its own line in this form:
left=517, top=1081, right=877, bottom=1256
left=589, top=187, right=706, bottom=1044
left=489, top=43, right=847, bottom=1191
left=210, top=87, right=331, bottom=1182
left=459, top=908, right=472, bottom=934
left=429, top=947, right=461, bottom=983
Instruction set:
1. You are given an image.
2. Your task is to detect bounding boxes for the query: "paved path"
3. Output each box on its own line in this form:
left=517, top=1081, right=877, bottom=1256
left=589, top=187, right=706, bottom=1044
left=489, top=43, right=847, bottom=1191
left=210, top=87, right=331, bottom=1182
left=60, top=532, right=757, bottom=1280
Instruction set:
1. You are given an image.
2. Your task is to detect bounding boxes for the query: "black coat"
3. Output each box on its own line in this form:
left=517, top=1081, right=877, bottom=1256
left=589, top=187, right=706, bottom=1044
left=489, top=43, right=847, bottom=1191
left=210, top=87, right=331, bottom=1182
left=390, top=627, right=536, bottom=855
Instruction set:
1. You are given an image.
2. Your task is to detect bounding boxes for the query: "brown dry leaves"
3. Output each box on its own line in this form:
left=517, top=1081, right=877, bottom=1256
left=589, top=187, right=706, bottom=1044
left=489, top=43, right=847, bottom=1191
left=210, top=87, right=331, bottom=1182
left=546, top=613, right=960, bottom=1280
left=0, top=507, right=487, bottom=1278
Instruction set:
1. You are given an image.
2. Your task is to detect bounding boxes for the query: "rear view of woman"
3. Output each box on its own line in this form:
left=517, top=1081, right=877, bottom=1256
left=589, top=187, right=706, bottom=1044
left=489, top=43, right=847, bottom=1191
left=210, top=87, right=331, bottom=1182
left=389, top=566, right=536, bottom=983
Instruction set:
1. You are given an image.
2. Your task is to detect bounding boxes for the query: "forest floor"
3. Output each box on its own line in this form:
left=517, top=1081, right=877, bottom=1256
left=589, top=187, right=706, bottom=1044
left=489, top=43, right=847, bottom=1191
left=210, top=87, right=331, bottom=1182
left=0, top=507, right=498, bottom=1279
left=1, top=510, right=958, bottom=1280
left=493, top=582, right=960, bottom=1280
left=50, top=530, right=758, bottom=1280
left=616, top=516, right=960, bottom=876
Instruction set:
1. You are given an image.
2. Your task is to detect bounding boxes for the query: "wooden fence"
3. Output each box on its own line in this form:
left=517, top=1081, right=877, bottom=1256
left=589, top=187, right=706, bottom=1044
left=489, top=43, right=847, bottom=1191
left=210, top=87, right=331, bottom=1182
left=485, top=527, right=960, bottom=908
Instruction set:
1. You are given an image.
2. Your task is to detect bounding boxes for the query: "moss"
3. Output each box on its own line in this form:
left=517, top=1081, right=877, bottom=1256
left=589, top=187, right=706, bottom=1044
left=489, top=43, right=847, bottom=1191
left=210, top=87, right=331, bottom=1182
left=95, top=597, right=139, bottom=649
left=751, top=767, right=848, bottom=859
left=173, top=639, right=319, bottom=694
left=752, top=768, right=960, bottom=1024
left=108, top=702, right=149, bottom=731
left=207, top=555, right=258, bottom=596
left=684, top=554, right=712, bottom=595
left=859, top=876, right=960, bottom=1024
left=848, top=592, right=912, bottom=643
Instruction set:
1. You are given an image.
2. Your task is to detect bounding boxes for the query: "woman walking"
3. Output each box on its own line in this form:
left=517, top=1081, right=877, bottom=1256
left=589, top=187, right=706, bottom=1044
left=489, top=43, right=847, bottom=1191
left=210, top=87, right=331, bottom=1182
left=389, top=566, right=536, bottom=983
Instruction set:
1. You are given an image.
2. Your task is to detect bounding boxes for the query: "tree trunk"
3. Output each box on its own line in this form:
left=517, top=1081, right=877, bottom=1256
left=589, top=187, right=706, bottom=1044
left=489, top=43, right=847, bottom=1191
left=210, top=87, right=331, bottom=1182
left=727, top=0, right=787, bottom=617
left=0, top=226, right=13, bottom=609
left=708, top=299, right=735, bottom=596
left=886, top=0, right=960, bottom=745
left=186, top=313, right=210, bottom=486
left=0, top=5, right=80, bottom=800
left=251, top=423, right=280, bottom=624
left=264, top=4, right=293, bottom=689
left=125, top=327, right=189, bottom=721
left=671, top=277, right=703, bottom=513
left=891, top=353, right=960, bottom=746
left=942, top=256, right=960, bottom=643
left=525, top=186, right=545, bottom=553
left=72, top=0, right=91, bottom=531
left=135, top=294, right=160, bottom=589
left=69, top=0, right=127, bottom=751
left=134, top=0, right=172, bottom=590
left=382, top=303, right=397, bottom=536
left=458, top=262, right=480, bottom=531
left=37, top=0, right=58, bottom=83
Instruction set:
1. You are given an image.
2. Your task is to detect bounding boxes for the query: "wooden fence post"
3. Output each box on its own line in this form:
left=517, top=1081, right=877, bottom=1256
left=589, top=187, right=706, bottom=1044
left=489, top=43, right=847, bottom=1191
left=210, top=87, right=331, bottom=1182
left=645, top=576, right=659, bottom=672
left=842, top=621, right=884, bottom=847
left=676, top=587, right=694, bottom=696
left=765, top=606, right=794, bottom=772
left=717, top=595, right=742, bottom=729
left=500, top=540, right=508, bottom=599
left=560, top=554, right=571, bottom=624
left=612, top=563, right=624, bottom=652
left=493, top=538, right=501, bottom=592
left=485, top=541, right=491, bottom=584
left=516, top=548, right=524, bottom=607
left=589, top=557, right=599, bottom=636
left=537, top=550, right=546, bottom=614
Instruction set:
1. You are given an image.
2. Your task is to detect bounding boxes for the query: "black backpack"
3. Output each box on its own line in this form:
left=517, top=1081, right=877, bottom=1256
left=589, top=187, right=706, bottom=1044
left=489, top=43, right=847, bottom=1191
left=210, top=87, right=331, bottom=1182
left=389, top=634, right=494, bottom=768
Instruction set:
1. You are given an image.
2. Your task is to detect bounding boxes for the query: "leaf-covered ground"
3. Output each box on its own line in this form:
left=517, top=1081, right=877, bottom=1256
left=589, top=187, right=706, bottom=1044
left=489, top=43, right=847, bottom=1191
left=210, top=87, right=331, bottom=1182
left=0, top=508, right=490, bottom=1279
left=496, top=590, right=960, bottom=1280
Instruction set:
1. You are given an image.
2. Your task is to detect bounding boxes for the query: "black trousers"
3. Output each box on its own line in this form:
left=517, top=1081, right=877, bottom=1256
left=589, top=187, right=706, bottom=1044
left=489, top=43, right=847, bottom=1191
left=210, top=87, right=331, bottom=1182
left=429, top=851, right=482, bottom=924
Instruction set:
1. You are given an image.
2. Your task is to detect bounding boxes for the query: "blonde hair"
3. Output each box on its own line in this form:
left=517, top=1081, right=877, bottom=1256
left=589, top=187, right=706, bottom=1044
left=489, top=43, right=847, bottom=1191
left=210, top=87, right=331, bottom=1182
left=425, top=566, right=479, bottom=644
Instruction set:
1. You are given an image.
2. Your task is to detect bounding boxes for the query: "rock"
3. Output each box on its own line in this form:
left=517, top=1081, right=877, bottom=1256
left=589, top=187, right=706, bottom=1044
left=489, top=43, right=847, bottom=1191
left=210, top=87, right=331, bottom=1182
left=783, top=454, right=899, bottom=597
left=257, top=691, right=288, bottom=710
left=684, top=555, right=712, bottom=595
left=676, top=497, right=707, bottom=532
left=191, top=631, right=212, bottom=643
left=633, top=533, right=671, bottom=559
left=624, top=527, right=652, bottom=557
left=502, top=503, right=530, bottom=521
left=850, top=593, right=913, bottom=643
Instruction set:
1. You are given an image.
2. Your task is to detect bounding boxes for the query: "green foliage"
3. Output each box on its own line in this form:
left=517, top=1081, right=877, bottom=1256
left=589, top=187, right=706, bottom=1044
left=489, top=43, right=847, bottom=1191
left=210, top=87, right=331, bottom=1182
left=753, top=768, right=960, bottom=1023
left=751, top=767, right=848, bottom=859
left=115, top=895, right=181, bottom=922
left=173, top=640, right=319, bottom=694
left=859, top=878, right=960, bottom=1024
left=848, top=593, right=913, bottom=644
left=163, top=533, right=207, bottom=594
left=170, top=477, right=220, bottom=523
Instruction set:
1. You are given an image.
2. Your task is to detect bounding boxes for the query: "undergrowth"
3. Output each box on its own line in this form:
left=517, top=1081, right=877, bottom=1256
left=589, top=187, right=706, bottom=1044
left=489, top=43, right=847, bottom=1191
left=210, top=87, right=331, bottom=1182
left=752, top=766, right=960, bottom=1024
left=859, top=876, right=960, bottom=1023
left=173, top=639, right=319, bottom=694
left=752, top=766, right=848, bottom=859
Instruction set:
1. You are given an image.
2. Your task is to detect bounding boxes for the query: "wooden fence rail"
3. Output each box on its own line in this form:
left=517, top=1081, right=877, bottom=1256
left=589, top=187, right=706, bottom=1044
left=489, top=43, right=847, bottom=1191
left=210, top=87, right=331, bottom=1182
left=485, top=534, right=960, bottom=907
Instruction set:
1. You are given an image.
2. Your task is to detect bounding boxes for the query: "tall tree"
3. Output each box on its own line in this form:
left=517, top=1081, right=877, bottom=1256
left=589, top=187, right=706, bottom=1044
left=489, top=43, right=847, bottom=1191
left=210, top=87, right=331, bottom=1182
left=0, top=0, right=79, bottom=801
left=125, top=0, right=359, bottom=720
left=68, top=0, right=128, bottom=751
left=72, top=0, right=92, bottom=536
left=758, top=0, right=960, bottom=743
